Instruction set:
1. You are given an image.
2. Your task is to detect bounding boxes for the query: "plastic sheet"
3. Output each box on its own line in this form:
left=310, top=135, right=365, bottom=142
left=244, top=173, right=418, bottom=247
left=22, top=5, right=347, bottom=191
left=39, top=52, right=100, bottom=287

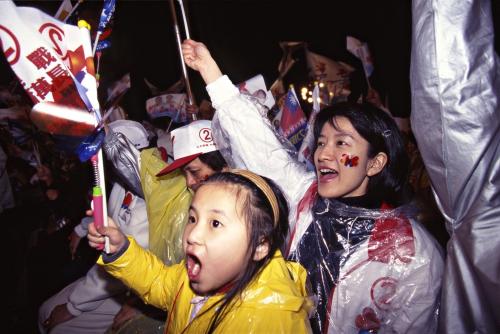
left=139, top=148, right=191, bottom=265
left=103, top=131, right=143, bottom=198
left=410, top=0, right=500, bottom=330
left=289, top=197, right=443, bottom=333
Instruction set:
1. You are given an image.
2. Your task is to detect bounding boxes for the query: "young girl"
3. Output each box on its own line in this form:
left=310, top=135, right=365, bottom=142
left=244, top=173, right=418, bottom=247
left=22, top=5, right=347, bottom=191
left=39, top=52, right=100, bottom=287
left=182, top=39, right=444, bottom=333
left=88, top=170, right=313, bottom=333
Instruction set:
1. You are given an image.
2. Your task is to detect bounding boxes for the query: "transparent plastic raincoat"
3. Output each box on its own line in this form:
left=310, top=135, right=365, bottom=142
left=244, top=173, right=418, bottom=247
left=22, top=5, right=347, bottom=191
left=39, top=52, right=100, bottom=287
left=98, top=237, right=313, bottom=333
left=208, top=76, right=444, bottom=333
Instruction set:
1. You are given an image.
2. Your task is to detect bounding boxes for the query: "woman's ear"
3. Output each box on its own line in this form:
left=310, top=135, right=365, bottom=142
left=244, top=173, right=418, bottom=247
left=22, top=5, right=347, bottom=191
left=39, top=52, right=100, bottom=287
left=253, top=240, right=270, bottom=261
left=367, top=152, right=388, bottom=177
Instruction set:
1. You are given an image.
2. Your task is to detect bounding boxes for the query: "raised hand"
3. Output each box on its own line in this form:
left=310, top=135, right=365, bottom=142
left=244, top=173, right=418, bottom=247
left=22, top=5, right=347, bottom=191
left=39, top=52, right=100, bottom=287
left=182, top=39, right=222, bottom=84
left=87, top=217, right=126, bottom=254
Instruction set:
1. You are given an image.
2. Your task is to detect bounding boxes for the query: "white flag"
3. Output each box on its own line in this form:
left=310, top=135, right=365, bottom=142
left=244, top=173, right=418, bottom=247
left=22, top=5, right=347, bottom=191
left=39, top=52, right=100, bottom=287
left=346, top=36, right=374, bottom=78
left=0, top=1, right=98, bottom=113
left=54, top=0, right=74, bottom=21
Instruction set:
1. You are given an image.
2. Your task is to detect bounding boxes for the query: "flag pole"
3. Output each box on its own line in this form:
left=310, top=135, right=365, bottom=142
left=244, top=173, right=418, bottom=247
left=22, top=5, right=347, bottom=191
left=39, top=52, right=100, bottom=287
left=63, top=0, right=84, bottom=23
left=168, top=0, right=197, bottom=121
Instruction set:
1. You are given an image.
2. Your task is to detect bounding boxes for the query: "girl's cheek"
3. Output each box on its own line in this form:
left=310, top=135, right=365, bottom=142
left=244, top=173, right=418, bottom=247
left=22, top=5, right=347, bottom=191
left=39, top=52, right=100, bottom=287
left=340, top=153, right=360, bottom=167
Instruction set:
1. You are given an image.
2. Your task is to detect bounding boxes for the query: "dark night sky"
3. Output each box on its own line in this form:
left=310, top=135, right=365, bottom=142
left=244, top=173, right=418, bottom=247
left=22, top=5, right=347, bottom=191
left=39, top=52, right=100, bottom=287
left=2, top=1, right=499, bottom=119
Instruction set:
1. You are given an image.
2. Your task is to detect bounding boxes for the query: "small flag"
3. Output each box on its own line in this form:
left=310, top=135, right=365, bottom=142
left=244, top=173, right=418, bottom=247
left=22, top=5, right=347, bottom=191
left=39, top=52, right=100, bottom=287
left=279, top=87, right=307, bottom=150
left=97, top=0, right=116, bottom=34
left=270, top=41, right=304, bottom=97
left=106, top=73, right=131, bottom=103
left=54, top=0, right=73, bottom=21
left=237, top=74, right=275, bottom=110
left=346, top=36, right=374, bottom=78
left=298, top=83, right=320, bottom=170
left=145, top=93, right=188, bottom=123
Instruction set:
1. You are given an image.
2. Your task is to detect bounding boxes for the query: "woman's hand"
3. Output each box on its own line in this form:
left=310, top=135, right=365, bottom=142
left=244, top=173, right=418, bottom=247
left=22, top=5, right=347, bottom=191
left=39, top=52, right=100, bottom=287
left=182, top=39, right=222, bottom=84
left=87, top=216, right=126, bottom=254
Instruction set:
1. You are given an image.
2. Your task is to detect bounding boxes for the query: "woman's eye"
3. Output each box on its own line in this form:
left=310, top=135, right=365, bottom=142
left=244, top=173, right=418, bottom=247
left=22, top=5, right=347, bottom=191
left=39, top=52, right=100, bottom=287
left=336, top=140, right=347, bottom=146
left=317, top=141, right=325, bottom=147
left=211, top=220, right=221, bottom=228
left=188, top=215, right=196, bottom=224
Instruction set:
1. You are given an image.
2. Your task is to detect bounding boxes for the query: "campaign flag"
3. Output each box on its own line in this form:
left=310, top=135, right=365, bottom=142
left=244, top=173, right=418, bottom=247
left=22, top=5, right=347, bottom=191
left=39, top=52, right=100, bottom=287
left=106, top=73, right=130, bottom=103
left=146, top=93, right=188, bottom=123
left=346, top=36, right=374, bottom=78
left=298, top=83, right=320, bottom=170
left=305, top=50, right=353, bottom=98
left=237, top=74, right=275, bottom=110
left=270, top=41, right=304, bottom=97
left=0, top=1, right=98, bottom=114
left=97, top=0, right=115, bottom=34
left=92, top=0, right=115, bottom=55
left=279, top=87, right=307, bottom=150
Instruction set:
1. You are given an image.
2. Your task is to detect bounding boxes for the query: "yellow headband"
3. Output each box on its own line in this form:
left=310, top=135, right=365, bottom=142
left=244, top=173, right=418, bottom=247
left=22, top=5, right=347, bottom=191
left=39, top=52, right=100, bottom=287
left=230, top=169, right=279, bottom=228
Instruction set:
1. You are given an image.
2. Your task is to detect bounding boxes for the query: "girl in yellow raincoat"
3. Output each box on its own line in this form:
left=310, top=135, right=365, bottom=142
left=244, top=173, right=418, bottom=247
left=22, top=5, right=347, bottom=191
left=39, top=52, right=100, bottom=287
left=88, top=170, right=313, bottom=333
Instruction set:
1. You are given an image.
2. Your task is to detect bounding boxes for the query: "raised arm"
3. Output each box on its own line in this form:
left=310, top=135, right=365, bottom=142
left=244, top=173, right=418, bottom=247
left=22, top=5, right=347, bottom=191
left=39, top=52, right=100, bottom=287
left=182, top=40, right=315, bottom=213
left=410, top=0, right=500, bottom=331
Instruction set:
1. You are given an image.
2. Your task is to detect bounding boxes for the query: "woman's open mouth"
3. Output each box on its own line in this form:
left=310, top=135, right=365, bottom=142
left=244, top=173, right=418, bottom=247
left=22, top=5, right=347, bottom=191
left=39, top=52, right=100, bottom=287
left=318, top=168, right=338, bottom=182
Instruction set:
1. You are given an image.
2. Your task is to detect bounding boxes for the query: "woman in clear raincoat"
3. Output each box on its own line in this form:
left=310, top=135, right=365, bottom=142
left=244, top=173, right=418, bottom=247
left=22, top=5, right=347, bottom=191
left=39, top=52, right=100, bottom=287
left=182, top=40, right=445, bottom=333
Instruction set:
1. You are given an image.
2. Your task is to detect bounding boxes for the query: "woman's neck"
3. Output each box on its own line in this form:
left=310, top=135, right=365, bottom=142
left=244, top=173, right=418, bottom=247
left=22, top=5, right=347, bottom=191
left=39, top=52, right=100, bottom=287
left=336, top=193, right=382, bottom=209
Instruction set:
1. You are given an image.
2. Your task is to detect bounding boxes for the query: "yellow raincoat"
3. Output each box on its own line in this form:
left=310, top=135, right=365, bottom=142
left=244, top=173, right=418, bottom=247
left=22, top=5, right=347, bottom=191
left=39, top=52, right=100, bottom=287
left=99, top=237, right=313, bottom=333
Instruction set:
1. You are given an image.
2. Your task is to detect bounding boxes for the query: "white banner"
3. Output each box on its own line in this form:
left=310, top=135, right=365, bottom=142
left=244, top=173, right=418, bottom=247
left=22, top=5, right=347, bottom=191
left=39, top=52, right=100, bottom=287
left=0, top=1, right=98, bottom=113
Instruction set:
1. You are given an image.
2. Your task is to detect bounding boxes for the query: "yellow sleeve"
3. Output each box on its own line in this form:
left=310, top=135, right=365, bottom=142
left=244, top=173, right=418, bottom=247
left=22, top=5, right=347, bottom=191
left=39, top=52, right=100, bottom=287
left=98, top=237, right=185, bottom=310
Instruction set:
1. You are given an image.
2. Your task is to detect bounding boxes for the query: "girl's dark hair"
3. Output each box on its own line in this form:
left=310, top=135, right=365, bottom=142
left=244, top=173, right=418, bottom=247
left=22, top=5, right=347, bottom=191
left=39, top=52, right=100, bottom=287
left=198, top=172, right=289, bottom=333
left=198, top=150, right=228, bottom=172
left=314, top=101, right=411, bottom=206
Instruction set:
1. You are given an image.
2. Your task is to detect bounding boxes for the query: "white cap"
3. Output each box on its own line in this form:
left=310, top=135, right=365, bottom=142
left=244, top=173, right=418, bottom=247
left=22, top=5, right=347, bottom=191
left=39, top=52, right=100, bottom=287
left=157, top=120, right=217, bottom=175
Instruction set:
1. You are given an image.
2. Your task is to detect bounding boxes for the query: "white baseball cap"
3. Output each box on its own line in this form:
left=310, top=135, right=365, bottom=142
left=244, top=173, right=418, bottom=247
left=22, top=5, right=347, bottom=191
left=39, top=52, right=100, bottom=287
left=108, top=120, right=150, bottom=149
left=156, top=120, right=217, bottom=176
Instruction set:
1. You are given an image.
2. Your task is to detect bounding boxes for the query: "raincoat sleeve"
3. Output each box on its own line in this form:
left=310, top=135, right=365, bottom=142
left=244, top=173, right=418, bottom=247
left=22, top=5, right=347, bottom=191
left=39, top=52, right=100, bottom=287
left=208, top=75, right=316, bottom=220
left=410, top=0, right=500, bottom=331
left=98, top=237, right=183, bottom=311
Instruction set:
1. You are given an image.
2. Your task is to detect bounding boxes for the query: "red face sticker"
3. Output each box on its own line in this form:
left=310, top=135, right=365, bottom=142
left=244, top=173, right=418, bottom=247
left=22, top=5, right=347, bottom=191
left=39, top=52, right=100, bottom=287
left=341, top=154, right=359, bottom=167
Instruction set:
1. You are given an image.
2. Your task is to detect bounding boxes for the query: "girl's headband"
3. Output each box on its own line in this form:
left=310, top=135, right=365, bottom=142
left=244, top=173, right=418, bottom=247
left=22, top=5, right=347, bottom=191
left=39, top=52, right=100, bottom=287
left=230, top=169, right=279, bottom=228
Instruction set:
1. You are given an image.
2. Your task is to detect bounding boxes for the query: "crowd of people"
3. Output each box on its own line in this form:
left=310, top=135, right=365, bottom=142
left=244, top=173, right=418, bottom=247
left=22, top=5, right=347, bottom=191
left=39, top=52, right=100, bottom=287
left=1, top=0, right=499, bottom=332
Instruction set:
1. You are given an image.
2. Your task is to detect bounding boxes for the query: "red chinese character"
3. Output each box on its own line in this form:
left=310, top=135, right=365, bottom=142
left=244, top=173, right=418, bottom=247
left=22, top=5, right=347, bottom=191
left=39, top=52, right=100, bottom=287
left=47, top=64, right=69, bottom=80
left=26, top=47, right=56, bottom=70
left=20, top=80, right=39, bottom=103
left=30, top=77, right=51, bottom=99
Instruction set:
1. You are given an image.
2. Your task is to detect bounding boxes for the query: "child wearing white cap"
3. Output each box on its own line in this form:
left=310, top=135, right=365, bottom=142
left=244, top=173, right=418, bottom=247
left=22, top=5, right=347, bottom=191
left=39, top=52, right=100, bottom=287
left=157, top=120, right=228, bottom=191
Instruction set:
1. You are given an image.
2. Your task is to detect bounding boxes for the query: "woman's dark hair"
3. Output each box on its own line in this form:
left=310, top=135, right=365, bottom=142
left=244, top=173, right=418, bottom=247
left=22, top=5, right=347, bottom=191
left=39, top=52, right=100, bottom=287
left=198, top=150, right=228, bottom=172
left=197, top=172, right=289, bottom=333
left=314, top=101, right=411, bottom=206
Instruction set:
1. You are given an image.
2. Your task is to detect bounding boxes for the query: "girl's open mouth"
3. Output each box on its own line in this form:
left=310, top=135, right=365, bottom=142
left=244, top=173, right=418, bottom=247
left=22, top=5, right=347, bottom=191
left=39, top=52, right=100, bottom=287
left=186, top=254, right=202, bottom=280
